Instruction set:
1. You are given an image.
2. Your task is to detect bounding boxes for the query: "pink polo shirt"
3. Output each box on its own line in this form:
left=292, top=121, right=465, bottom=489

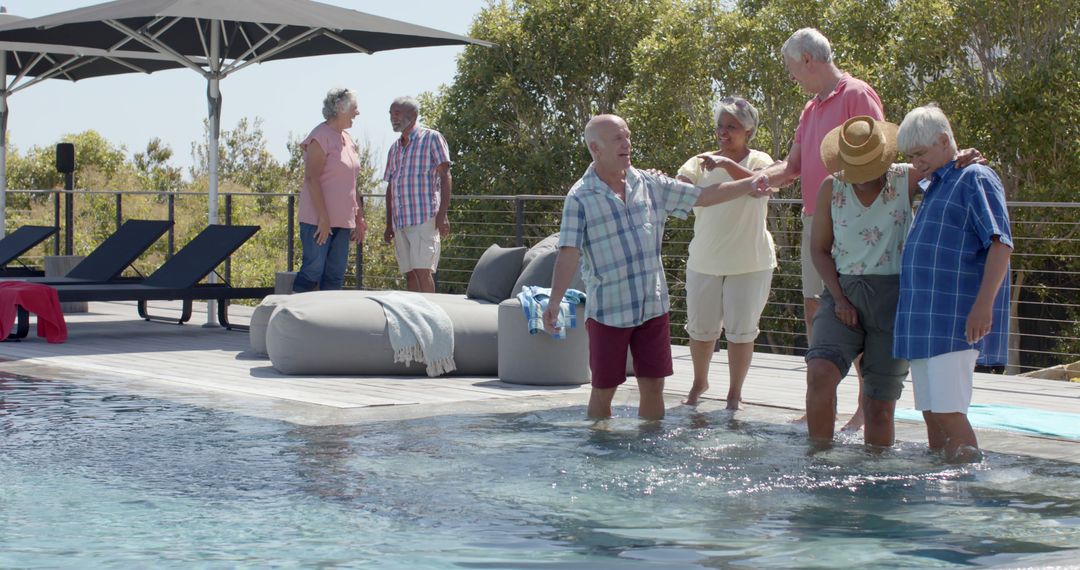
left=298, top=122, right=362, bottom=228
left=794, top=74, right=883, bottom=215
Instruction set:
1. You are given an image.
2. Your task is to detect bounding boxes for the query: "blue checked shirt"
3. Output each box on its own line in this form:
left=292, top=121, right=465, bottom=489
left=894, top=162, right=1013, bottom=365
left=559, top=165, right=700, bottom=328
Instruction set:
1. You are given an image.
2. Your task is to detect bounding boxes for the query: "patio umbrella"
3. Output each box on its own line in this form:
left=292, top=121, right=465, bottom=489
left=0, top=0, right=491, bottom=231
left=0, top=11, right=190, bottom=234
left=0, top=0, right=490, bottom=325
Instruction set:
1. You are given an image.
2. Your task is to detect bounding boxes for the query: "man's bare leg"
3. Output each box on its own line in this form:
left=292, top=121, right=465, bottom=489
left=683, top=339, right=715, bottom=405
left=636, top=377, right=666, bottom=420
left=930, top=411, right=981, bottom=462
left=922, top=411, right=947, bottom=451
left=407, top=268, right=436, bottom=293
left=587, top=387, right=617, bottom=420
left=791, top=297, right=821, bottom=424
left=803, top=297, right=820, bottom=346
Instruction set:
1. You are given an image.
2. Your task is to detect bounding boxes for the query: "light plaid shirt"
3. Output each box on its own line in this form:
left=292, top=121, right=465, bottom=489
left=559, top=165, right=700, bottom=328
left=894, top=162, right=1013, bottom=365
left=383, top=126, right=452, bottom=230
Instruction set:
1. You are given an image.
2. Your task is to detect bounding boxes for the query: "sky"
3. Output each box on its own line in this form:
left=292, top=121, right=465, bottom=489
left=1, top=0, right=489, bottom=178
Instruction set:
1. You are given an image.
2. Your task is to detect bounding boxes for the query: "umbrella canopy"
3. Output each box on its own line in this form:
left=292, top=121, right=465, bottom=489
left=0, top=12, right=191, bottom=235
left=0, top=0, right=490, bottom=228
left=0, top=0, right=490, bottom=324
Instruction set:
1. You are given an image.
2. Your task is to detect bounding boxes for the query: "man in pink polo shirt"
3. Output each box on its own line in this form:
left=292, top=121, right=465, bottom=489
left=752, top=28, right=883, bottom=431
left=754, top=28, right=884, bottom=339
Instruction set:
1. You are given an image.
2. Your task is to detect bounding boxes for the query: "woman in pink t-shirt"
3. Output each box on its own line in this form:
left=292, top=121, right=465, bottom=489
left=293, top=88, right=366, bottom=292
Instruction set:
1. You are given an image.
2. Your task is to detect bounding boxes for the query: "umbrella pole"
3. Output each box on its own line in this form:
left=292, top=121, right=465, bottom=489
left=204, top=23, right=221, bottom=327
left=1, top=53, right=7, bottom=236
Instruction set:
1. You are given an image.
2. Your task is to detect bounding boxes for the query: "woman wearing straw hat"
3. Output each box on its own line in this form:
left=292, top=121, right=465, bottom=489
left=676, top=96, right=776, bottom=409
left=805, top=115, right=920, bottom=447
left=806, top=115, right=986, bottom=447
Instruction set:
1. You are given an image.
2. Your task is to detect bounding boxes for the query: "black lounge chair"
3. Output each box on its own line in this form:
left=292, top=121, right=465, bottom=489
left=2, top=219, right=172, bottom=285
left=7, top=224, right=273, bottom=339
left=0, top=225, right=58, bottom=277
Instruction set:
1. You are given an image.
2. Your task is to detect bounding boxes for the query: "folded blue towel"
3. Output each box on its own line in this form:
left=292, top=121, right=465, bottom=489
left=895, top=404, right=1080, bottom=440
left=517, top=286, right=585, bottom=340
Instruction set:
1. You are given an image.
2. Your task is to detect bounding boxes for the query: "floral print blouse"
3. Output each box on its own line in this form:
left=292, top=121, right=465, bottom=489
left=830, top=165, right=911, bottom=276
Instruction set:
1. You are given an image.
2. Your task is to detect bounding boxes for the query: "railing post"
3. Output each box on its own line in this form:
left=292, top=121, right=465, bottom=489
left=52, top=190, right=60, bottom=255
left=355, top=242, right=363, bottom=290
left=167, top=193, right=175, bottom=257
left=115, top=192, right=123, bottom=230
left=224, top=194, right=233, bottom=282
left=287, top=194, right=295, bottom=271
left=514, top=196, right=525, bottom=247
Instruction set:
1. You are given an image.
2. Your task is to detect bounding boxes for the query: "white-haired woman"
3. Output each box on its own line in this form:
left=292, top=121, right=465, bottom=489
left=678, top=96, right=776, bottom=409
left=293, top=87, right=367, bottom=293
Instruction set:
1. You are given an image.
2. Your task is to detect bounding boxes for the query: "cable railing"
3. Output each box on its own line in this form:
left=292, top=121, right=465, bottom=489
left=3, top=188, right=1078, bottom=376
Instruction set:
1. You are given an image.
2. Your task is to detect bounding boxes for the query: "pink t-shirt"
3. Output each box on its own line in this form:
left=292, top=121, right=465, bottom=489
left=794, top=74, right=883, bottom=215
left=298, top=122, right=362, bottom=228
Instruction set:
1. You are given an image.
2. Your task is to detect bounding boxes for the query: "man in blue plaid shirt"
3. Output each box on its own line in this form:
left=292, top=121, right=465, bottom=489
left=543, top=114, right=769, bottom=420
left=894, top=105, right=1013, bottom=463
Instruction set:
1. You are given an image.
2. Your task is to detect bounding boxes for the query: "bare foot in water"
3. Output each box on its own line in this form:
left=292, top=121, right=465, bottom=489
left=790, top=414, right=808, bottom=425
left=725, top=398, right=741, bottom=411
left=682, top=382, right=709, bottom=406
left=840, top=409, right=865, bottom=432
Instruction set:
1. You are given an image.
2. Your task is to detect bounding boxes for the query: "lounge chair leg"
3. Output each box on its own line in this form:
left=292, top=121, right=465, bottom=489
left=136, top=300, right=193, bottom=325
left=216, top=299, right=248, bottom=332
left=4, top=306, right=30, bottom=340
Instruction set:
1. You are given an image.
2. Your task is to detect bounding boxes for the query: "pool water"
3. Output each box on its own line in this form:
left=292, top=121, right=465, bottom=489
left=1, top=374, right=1078, bottom=568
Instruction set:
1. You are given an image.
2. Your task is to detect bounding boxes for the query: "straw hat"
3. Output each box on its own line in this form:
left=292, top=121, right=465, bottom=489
left=820, top=116, right=899, bottom=184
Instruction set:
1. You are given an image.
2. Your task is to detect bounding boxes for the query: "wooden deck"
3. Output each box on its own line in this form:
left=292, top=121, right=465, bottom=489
left=2, top=300, right=1078, bottom=463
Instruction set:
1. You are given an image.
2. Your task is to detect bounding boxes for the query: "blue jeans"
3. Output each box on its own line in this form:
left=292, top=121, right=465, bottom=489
left=293, top=223, right=352, bottom=292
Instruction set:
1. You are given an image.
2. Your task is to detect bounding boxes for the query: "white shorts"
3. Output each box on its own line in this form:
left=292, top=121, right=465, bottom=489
left=910, top=349, right=979, bottom=413
left=394, top=218, right=440, bottom=274
left=800, top=214, right=824, bottom=299
left=684, top=268, right=773, bottom=343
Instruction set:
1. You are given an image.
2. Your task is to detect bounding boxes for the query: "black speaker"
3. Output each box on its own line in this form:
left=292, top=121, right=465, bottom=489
left=56, top=143, right=75, bottom=173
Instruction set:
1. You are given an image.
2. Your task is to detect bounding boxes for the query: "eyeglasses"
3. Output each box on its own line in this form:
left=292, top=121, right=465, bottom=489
left=719, top=96, right=750, bottom=108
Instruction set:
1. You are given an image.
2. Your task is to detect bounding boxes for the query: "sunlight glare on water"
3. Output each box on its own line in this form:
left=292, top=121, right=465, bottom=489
left=1, top=374, right=1078, bottom=568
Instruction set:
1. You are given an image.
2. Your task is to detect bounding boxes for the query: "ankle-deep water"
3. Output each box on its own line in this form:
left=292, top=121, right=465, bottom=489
left=1, top=374, right=1078, bottom=568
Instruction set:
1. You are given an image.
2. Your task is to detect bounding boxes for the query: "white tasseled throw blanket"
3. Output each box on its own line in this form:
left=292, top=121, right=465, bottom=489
left=368, top=292, right=456, bottom=377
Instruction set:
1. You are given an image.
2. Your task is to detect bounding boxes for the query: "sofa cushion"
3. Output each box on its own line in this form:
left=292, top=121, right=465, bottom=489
left=511, top=233, right=586, bottom=296
left=465, top=244, right=526, bottom=303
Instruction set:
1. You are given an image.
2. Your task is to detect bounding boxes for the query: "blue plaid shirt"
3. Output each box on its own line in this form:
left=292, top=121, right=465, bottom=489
left=559, top=165, right=700, bottom=328
left=894, top=162, right=1013, bottom=365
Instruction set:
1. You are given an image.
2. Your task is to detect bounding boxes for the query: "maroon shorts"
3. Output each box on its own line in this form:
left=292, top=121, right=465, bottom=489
left=585, top=313, right=673, bottom=389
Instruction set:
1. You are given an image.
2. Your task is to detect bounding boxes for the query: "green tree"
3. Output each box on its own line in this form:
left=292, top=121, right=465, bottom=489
left=133, top=138, right=183, bottom=193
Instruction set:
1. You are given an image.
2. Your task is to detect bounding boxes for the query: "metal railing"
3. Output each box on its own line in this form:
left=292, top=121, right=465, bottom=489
left=3, top=188, right=1077, bottom=375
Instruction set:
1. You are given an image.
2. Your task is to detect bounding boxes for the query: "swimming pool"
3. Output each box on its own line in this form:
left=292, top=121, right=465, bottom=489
left=1, top=373, right=1078, bottom=568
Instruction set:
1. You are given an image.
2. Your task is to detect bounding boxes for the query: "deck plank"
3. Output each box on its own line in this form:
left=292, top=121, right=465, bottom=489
left=2, top=300, right=1078, bottom=462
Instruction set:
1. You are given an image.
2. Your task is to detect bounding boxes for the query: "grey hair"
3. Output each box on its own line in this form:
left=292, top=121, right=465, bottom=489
left=391, top=96, right=420, bottom=115
left=713, top=96, right=760, bottom=141
left=781, top=28, right=833, bottom=63
left=897, top=104, right=957, bottom=154
left=322, top=88, right=357, bottom=120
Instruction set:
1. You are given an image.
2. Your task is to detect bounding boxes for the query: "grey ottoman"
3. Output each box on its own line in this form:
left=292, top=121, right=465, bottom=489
left=497, top=298, right=590, bottom=385
left=249, top=294, right=292, bottom=356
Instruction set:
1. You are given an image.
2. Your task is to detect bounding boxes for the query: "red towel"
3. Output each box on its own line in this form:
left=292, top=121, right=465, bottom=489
left=0, top=281, right=67, bottom=343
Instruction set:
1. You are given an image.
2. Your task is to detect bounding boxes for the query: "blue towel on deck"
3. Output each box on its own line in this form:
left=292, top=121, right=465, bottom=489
left=517, top=286, right=585, bottom=340
left=895, top=404, right=1080, bottom=440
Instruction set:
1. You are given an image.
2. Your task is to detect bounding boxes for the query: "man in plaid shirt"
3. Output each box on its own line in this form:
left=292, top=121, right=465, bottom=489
left=894, top=105, right=1012, bottom=463
left=383, top=96, right=452, bottom=292
left=544, top=114, right=769, bottom=420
